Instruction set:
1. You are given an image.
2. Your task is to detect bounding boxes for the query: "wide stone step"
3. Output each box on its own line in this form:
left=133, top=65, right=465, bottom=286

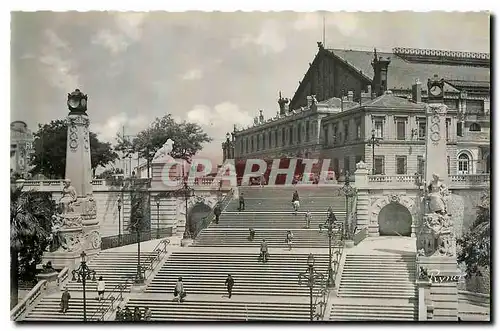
left=24, top=297, right=114, bottom=321
left=127, top=298, right=310, bottom=321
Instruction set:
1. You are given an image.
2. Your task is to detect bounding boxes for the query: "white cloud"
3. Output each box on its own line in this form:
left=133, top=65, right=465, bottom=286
left=92, top=12, right=148, bottom=56
left=186, top=102, right=253, bottom=134
left=91, top=112, right=149, bottom=142
left=293, top=13, right=323, bottom=31
left=231, top=21, right=287, bottom=55
left=181, top=69, right=203, bottom=81
left=39, top=29, right=79, bottom=90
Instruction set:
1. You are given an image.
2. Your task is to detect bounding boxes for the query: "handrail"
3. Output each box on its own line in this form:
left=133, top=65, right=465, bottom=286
left=195, top=188, right=234, bottom=238
left=89, top=279, right=131, bottom=321
left=10, top=280, right=47, bottom=321
left=141, top=238, right=170, bottom=280
left=56, top=267, right=70, bottom=288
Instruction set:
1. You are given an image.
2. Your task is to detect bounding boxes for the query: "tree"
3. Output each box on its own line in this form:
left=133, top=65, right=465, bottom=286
left=10, top=187, right=56, bottom=309
left=30, top=120, right=119, bottom=178
left=457, top=190, right=490, bottom=292
left=114, top=115, right=212, bottom=176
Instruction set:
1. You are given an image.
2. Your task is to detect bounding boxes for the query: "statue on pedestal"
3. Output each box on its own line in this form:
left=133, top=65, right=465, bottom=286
left=153, top=139, right=175, bottom=163
left=418, top=173, right=455, bottom=257
left=59, top=179, right=77, bottom=214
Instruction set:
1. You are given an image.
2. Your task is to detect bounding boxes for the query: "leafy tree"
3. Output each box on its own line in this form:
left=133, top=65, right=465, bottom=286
left=114, top=115, right=212, bottom=176
left=30, top=120, right=119, bottom=178
left=10, top=187, right=56, bottom=308
left=125, top=179, right=151, bottom=234
left=457, top=190, right=490, bottom=290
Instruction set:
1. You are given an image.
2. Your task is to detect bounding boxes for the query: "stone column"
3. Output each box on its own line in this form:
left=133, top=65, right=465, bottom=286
left=416, top=102, right=459, bottom=321
left=42, top=89, right=100, bottom=269
left=353, top=161, right=370, bottom=232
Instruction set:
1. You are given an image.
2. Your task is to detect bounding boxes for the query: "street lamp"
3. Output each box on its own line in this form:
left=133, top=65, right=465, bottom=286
left=340, top=171, right=357, bottom=240
left=117, top=197, right=122, bottom=244
left=319, top=213, right=339, bottom=287
left=176, top=165, right=195, bottom=239
left=154, top=194, right=160, bottom=239
left=367, top=128, right=381, bottom=175
left=133, top=218, right=144, bottom=284
left=298, top=253, right=325, bottom=321
left=71, top=251, right=96, bottom=322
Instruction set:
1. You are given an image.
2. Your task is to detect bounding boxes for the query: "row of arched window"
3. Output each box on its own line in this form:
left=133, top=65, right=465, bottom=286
left=238, top=121, right=315, bottom=155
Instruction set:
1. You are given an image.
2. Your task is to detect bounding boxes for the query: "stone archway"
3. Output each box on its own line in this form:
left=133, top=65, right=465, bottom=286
left=378, top=203, right=412, bottom=236
left=369, top=194, right=419, bottom=237
left=188, top=202, right=212, bottom=236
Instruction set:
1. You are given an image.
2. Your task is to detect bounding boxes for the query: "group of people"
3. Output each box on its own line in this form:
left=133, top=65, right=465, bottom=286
left=115, top=306, right=152, bottom=321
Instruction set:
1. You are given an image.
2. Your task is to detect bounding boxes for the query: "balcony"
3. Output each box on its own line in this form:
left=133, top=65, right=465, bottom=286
left=364, top=174, right=489, bottom=189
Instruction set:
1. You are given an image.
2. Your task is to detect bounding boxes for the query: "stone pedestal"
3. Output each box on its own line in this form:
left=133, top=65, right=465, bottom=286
left=181, top=238, right=194, bottom=247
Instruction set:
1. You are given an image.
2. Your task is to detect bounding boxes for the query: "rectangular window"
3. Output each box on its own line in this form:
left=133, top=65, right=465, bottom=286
left=344, top=122, right=349, bottom=142
left=275, top=130, right=278, bottom=147
left=374, top=120, right=383, bottom=138
left=396, top=156, right=407, bottom=174
left=344, top=157, right=350, bottom=174
left=447, top=156, right=450, bottom=175
left=374, top=156, right=385, bottom=175
left=289, top=127, right=293, bottom=145
left=333, top=125, right=338, bottom=144
left=396, top=120, right=406, bottom=140
left=356, top=120, right=362, bottom=140
left=324, top=127, right=329, bottom=146
left=418, top=121, right=426, bottom=139
left=446, top=119, right=451, bottom=141
left=305, top=121, right=310, bottom=141
left=417, top=155, right=425, bottom=175
left=457, top=122, right=463, bottom=137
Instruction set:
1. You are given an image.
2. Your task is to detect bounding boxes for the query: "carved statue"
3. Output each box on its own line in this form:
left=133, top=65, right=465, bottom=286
left=153, top=139, right=175, bottom=163
left=59, top=179, right=77, bottom=214
left=311, top=95, right=318, bottom=105
left=427, top=173, right=449, bottom=215
left=356, top=160, right=368, bottom=170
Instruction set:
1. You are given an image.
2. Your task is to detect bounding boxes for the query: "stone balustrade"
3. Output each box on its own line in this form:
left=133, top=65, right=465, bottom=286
left=18, top=176, right=231, bottom=192
left=364, top=174, right=489, bottom=189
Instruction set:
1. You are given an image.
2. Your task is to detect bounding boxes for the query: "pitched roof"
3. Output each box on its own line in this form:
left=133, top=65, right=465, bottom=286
left=362, top=92, right=425, bottom=109
left=327, top=49, right=490, bottom=92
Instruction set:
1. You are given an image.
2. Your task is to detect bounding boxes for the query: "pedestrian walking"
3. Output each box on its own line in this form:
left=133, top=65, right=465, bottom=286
left=225, top=274, right=235, bottom=298
left=305, top=210, right=312, bottom=229
left=286, top=230, right=294, bottom=250
left=133, top=306, right=142, bottom=321
left=115, top=307, right=123, bottom=321
left=59, top=287, right=71, bottom=313
left=174, top=277, right=186, bottom=302
left=143, top=307, right=152, bottom=321
left=96, top=276, right=105, bottom=302
left=248, top=228, right=256, bottom=241
left=238, top=193, right=245, bottom=211
left=214, top=203, right=222, bottom=224
left=259, top=239, right=269, bottom=263
left=292, top=190, right=300, bottom=215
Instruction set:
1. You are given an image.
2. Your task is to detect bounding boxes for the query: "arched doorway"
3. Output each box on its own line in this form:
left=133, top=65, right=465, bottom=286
left=188, top=203, right=212, bottom=236
left=458, top=153, right=471, bottom=174
left=378, top=202, right=412, bottom=236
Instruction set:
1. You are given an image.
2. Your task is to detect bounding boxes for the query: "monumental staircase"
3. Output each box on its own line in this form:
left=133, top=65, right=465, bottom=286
left=329, top=239, right=419, bottom=321
left=123, top=186, right=344, bottom=321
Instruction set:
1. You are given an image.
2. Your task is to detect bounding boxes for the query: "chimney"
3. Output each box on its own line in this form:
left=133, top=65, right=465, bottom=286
left=306, top=96, right=313, bottom=107
left=361, top=86, right=372, bottom=104
left=347, top=91, right=354, bottom=102
left=371, top=49, right=391, bottom=97
left=411, top=79, right=422, bottom=103
left=259, top=110, right=264, bottom=123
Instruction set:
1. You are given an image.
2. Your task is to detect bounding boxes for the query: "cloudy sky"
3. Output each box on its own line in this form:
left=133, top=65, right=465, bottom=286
left=11, top=11, right=490, bottom=165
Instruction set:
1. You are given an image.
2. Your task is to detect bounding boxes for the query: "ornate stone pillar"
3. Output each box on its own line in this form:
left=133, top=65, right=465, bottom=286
left=416, top=101, right=459, bottom=321
left=42, top=89, right=100, bottom=269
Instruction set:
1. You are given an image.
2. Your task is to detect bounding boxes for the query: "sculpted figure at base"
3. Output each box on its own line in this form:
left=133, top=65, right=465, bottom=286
left=59, top=179, right=77, bottom=214
left=427, top=173, right=449, bottom=215
left=153, top=139, right=175, bottom=163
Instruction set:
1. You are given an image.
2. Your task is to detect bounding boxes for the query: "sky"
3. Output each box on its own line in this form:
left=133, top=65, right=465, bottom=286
left=10, top=11, right=490, bottom=167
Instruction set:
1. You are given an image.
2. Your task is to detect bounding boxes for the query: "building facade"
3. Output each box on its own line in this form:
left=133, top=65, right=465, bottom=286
left=228, top=44, right=490, bottom=176
left=10, top=121, right=34, bottom=177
